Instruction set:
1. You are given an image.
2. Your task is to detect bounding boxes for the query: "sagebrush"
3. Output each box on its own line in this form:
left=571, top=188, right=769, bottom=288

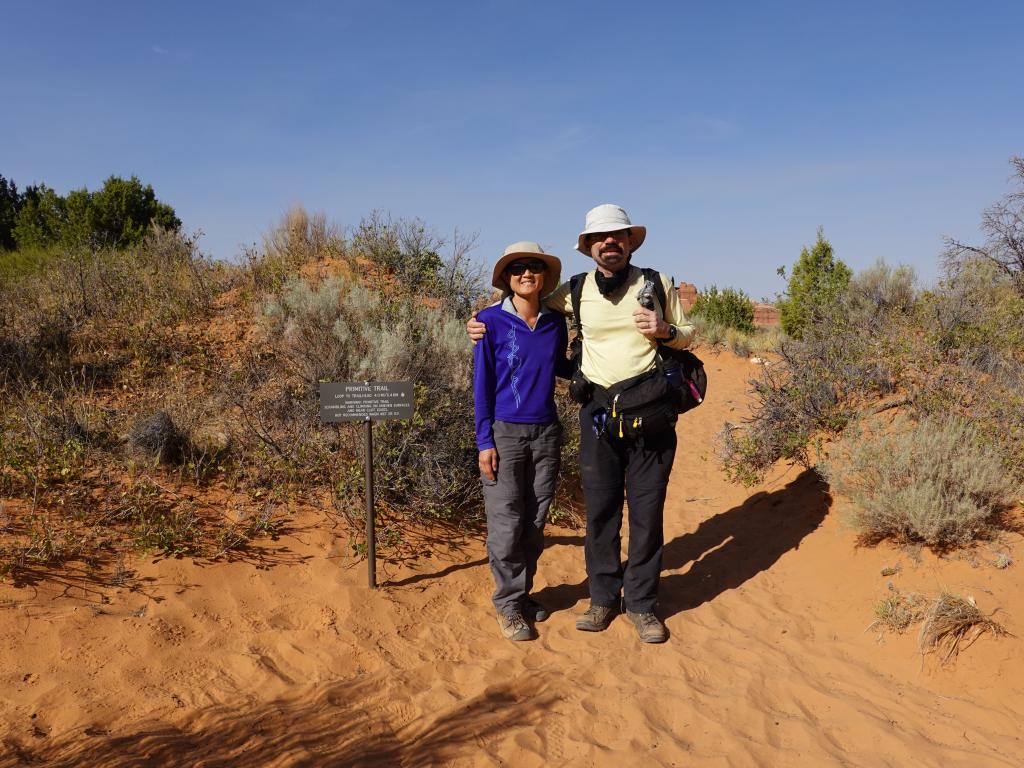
left=822, top=417, right=1020, bottom=548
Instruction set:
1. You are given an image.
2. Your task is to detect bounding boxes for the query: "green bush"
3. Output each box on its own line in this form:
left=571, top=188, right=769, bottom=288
left=690, top=285, right=755, bottom=334
left=4, top=175, right=179, bottom=251
left=777, top=228, right=852, bottom=340
left=821, top=417, right=1020, bottom=549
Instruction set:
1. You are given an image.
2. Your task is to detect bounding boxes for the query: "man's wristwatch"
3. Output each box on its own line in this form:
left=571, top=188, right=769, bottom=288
left=663, top=325, right=678, bottom=342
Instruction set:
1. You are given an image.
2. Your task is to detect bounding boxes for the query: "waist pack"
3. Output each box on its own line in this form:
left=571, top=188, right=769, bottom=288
left=593, top=370, right=677, bottom=439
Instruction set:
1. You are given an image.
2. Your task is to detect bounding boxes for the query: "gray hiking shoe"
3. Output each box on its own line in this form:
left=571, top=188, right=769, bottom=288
left=575, top=603, right=616, bottom=632
left=497, top=608, right=533, bottom=641
left=626, top=611, right=668, bottom=643
left=523, top=596, right=549, bottom=623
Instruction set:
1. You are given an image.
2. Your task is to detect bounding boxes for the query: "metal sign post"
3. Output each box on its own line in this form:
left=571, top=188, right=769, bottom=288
left=363, top=417, right=375, bottom=588
left=320, top=381, right=414, bottom=588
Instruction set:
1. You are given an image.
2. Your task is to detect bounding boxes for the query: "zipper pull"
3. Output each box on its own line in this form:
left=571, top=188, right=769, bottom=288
left=618, top=418, right=624, bottom=438
left=612, top=394, right=619, bottom=418
left=633, top=417, right=639, bottom=429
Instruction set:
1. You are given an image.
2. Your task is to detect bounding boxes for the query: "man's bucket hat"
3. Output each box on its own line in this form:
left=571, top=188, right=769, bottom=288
left=491, top=241, right=562, bottom=294
left=575, top=203, right=646, bottom=255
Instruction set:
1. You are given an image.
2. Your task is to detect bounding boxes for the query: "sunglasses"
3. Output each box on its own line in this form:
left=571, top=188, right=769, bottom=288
left=507, top=260, right=548, bottom=276
left=585, top=229, right=630, bottom=245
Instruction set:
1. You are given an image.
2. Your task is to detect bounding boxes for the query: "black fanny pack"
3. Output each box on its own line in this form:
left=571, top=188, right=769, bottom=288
left=593, top=370, right=676, bottom=439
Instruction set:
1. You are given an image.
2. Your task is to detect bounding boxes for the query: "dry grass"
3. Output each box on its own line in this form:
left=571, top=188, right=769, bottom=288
left=871, top=589, right=927, bottom=633
left=917, top=592, right=1008, bottom=662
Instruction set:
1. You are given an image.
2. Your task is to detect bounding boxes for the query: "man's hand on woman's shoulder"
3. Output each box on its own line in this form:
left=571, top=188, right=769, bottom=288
left=467, top=311, right=486, bottom=343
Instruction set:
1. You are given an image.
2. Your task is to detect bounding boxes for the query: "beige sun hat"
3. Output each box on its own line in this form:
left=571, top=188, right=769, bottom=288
left=491, top=241, right=562, bottom=293
left=575, top=203, right=647, bottom=255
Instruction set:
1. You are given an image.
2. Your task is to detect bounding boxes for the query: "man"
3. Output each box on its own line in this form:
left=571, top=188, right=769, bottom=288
left=469, top=204, right=695, bottom=643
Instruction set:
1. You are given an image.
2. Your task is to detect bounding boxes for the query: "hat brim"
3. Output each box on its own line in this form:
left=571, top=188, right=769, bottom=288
left=575, top=225, right=646, bottom=255
left=492, top=251, right=562, bottom=295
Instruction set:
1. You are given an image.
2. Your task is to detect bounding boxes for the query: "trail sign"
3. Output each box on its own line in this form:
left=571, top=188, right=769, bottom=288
left=319, top=381, right=414, bottom=589
left=320, top=381, right=414, bottom=422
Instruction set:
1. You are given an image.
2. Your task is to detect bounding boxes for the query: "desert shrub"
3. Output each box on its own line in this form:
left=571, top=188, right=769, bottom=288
left=748, top=325, right=784, bottom=357
left=690, top=285, right=755, bottom=333
left=720, top=253, right=928, bottom=486
left=350, top=211, right=485, bottom=318
left=943, top=155, right=1024, bottom=297
left=725, top=327, right=753, bottom=358
left=250, top=273, right=486, bottom=521
left=848, top=260, right=917, bottom=320
left=691, top=315, right=726, bottom=349
left=719, top=303, right=901, bottom=484
left=0, top=227, right=216, bottom=388
left=821, top=417, right=1020, bottom=549
left=547, top=388, right=584, bottom=528
left=777, top=228, right=852, bottom=340
left=128, top=411, right=186, bottom=464
left=924, top=257, right=1024, bottom=375
left=245, top=206, right=346, bottom=292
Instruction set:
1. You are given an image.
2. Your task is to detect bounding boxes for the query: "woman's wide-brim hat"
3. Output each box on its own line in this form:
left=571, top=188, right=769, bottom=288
left=575, top=203, right=646, bottom=255
left=491, top=241, right=562, bottom=293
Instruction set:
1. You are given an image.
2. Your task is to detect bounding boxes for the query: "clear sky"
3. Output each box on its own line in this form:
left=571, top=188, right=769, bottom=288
left=3, top=1, right=1022, bottom=299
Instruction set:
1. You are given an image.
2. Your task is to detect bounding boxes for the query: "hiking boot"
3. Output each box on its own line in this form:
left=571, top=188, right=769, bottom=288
left=626, top=611, right=668, bottom=644
left=497, top=608, right=533, bottom=641
left=575, top=603, right=616, bottom=632
left=523, top=596, right=549, bottom=623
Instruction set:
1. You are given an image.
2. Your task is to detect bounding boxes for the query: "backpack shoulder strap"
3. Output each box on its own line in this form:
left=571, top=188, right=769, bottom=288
left=569, top=271, right=588, bottom=335
left=640, top=267, right=667, bottom=318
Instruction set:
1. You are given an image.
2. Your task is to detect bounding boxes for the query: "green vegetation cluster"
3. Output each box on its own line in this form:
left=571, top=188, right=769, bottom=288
left=0, top=173, right=179, bottom=256
left=776, top=228, right=852, bottom=340
left=721, top=158, right=1024, bottom=550
left=688, top=286, right=781, bottom=359
left=689, top=285, right=755, bottom=334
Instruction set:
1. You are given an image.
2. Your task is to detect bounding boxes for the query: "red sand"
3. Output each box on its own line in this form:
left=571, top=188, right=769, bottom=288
left=2, top=351, right=1021, bottom=767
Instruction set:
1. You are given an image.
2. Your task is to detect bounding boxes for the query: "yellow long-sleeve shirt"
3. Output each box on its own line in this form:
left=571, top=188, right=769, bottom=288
left=544, top=266, right=695, bottom=389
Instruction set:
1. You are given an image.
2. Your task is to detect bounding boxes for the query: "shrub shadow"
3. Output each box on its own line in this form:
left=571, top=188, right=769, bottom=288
left=0, top=672, right=559, bottom=767
left=659, top=468, right=831, bottom=619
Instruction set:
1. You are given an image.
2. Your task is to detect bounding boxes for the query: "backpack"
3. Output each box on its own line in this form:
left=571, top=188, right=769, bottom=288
left=568, top=268, right=707, bottom=415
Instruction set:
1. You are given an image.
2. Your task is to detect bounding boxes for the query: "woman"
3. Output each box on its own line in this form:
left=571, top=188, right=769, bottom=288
left=473, top=241, right=569, bottom=641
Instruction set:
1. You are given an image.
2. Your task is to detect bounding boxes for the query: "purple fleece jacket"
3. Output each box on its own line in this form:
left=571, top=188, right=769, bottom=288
left=473, top=298, right=570, bottom=450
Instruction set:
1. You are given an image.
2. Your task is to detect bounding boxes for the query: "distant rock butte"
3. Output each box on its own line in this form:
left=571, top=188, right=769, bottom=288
left=754, top=303, right=780, bottom=327
left=676, top=282, right=697, bottom=311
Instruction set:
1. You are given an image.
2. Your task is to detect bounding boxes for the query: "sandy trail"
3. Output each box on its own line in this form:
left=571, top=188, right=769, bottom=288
left=2, top=352, right=1022, bottom=767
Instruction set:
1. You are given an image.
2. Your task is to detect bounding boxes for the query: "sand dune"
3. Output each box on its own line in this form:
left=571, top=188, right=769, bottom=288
left=2, top=352, right=1021, bottom=767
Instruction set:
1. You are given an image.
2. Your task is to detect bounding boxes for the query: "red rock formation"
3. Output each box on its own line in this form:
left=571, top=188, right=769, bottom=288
left=754, top=303, right=781, bottom=327
left=676, top=282, right=698, bottom=312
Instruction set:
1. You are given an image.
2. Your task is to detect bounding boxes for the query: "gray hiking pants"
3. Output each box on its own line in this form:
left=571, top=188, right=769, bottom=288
left=481, top=420, right=562, bottom=613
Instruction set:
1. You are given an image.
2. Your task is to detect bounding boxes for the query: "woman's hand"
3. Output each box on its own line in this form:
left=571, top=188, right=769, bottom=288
left=478, top=448, right=498, bottom=481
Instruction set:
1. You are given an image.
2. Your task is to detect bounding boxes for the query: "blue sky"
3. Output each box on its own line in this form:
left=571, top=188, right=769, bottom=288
left=3, top=1, right=1022, bottom=299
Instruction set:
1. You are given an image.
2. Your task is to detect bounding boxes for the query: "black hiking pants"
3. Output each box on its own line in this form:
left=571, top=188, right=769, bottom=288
left=579, top=399, right=677, bottom=613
